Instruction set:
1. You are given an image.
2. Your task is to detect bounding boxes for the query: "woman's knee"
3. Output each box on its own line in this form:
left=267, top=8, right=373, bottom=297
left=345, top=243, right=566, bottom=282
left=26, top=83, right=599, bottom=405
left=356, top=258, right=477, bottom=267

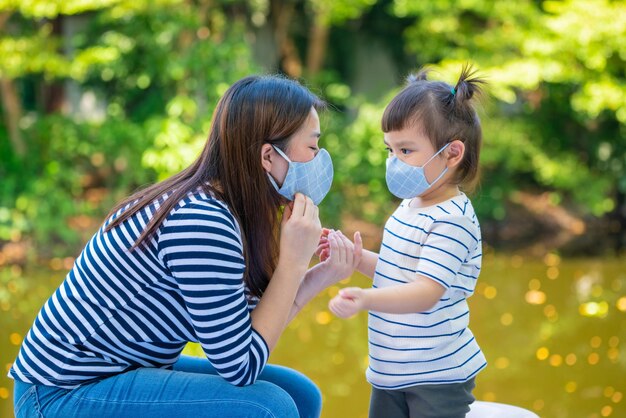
left=261, top=365, right=322, bottom=418
left=291, top=371, right=322, bottom=417
left=252, top=381, right=300, bottom=418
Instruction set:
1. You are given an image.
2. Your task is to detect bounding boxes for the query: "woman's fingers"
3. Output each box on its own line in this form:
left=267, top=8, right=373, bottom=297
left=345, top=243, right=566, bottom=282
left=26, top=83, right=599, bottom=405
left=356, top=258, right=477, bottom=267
left=279, top=193, right=323, bottom=269
left=336, top=231, right=353, bottom=265
left=329, top=233, right=346, bottom=264
left=291, top=193, right=307, bottom=218
left=299, top=194, right=315, bottom=220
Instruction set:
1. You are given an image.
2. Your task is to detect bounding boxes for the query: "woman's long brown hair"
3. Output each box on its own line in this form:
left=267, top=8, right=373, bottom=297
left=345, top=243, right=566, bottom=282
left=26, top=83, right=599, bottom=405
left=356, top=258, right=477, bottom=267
left=104, top=75, right=325, bottom=297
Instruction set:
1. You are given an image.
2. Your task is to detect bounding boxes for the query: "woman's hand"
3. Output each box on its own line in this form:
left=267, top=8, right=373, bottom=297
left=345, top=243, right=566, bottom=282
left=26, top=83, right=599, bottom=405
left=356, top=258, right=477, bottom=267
left=278, top=193, right=322, bottom=272
left=329, top=287, right=366, bottom=318
left=315, top=230, right=362, bottom=285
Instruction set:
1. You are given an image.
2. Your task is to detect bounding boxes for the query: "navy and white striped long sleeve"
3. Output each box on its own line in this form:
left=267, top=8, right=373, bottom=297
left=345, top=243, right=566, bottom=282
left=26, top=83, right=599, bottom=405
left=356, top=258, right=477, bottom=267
left=9, top=191, right=269, bottom=388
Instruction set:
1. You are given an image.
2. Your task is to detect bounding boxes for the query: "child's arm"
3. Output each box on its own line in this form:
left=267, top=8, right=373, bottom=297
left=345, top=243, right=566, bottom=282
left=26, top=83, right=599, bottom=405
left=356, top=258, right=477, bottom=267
left=355, top=249, right=378, bottom=279
left=328, top=277, right=445, bottom=318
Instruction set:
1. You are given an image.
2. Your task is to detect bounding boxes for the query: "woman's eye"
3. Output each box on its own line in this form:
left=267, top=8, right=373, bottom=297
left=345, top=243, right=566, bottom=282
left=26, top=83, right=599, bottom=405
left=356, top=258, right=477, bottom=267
left=309, top=146, right=319, bottom=153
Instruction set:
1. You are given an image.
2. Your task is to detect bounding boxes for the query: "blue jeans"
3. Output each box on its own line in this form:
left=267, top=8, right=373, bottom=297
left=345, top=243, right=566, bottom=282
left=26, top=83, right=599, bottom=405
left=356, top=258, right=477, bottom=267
left=13, top=355, right=322, bottom=418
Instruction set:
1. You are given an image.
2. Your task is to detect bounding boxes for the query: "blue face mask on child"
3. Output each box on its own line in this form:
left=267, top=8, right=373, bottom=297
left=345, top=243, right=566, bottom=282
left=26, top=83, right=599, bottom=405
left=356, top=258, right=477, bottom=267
left=267, top=145, right=334, bottom=205
left=385, top=143, right=450, bottom=199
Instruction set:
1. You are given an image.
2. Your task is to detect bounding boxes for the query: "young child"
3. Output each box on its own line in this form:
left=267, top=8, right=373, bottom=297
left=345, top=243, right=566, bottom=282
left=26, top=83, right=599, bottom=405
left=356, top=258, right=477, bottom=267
left=325, top=65, right=487, bottom=418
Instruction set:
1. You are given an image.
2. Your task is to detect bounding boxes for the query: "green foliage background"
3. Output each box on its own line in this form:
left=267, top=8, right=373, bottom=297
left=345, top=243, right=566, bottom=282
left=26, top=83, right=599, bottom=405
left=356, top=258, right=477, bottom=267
left=1, top=0, right=625, bottom=259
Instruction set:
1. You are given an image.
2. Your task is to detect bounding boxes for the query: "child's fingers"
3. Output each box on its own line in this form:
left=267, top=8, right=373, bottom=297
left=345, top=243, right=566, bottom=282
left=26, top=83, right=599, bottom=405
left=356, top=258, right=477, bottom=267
left=331, top=303, right=348, bottom=318
left=315, top=242, right=329, bottom=257
left=329, top=297, right=343, bottom=316
left=339, top=287, right=361, bottom=300
left=320, top=249, right=329, bottom=262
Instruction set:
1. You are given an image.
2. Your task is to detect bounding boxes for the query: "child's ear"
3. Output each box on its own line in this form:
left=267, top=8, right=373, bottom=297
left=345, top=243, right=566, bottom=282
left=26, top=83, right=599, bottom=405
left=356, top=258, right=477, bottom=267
left=446, top=140, right=465, bottom=167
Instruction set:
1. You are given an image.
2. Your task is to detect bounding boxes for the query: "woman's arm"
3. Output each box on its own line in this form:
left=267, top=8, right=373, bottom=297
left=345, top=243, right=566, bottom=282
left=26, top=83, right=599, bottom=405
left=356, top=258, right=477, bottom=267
left=287, top=231, right=362, bottom=322
left=251, top=194, right=322, bottom=351
left=286, top=263, right=328, bottom=322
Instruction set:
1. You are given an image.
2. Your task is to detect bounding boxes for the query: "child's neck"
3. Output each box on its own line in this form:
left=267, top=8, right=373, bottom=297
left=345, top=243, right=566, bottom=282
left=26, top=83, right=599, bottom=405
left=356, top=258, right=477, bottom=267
left=409, top=184, right=460, bottom=209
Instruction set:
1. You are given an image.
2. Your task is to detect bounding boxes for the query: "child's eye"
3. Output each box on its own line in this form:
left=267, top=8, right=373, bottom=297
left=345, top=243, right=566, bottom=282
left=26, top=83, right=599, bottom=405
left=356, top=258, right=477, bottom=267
left=384, top=146, right=392, bottom=154
left=400, top=148, right=412, bottom=155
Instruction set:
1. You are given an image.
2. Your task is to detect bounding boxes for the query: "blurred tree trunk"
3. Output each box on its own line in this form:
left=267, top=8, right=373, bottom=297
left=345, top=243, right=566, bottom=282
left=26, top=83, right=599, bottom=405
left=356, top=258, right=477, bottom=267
left=0, top=77, right=25, bottom=157
left=42, top=17, right=65, bottom=113
left=306, top=16, right=329, bottom=76
left=0, top=11, right=26, bottom=157
left=270, top=0, right=302, bottom=77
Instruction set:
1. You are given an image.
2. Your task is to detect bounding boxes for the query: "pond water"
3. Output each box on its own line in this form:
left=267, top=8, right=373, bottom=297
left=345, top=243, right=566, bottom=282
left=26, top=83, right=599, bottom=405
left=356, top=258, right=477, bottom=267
left=1, top=252, right=624, bottom=417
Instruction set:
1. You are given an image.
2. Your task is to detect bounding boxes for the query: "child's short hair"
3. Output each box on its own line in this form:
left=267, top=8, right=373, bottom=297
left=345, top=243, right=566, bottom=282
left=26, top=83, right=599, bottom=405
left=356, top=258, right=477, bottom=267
left=382, top=64, right=486, bottom=192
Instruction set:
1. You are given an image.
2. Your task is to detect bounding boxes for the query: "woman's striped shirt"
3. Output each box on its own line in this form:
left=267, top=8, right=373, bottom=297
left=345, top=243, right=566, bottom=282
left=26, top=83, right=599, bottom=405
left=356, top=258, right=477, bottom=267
left=366, top=193, right=487, bottom=390
left=9, top=191, right=269, bottom=388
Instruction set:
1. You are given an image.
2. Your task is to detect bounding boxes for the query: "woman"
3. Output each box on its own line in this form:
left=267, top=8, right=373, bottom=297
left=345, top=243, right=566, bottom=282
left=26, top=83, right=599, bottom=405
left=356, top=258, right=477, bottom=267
left=10, top=75, right=359, bottom=418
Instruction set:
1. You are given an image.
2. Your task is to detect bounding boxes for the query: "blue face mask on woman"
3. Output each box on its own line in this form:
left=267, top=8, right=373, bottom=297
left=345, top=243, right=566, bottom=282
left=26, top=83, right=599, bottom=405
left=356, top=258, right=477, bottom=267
left=267, top=145, right=334, bottom=205
left=385, top=143, right=450, bottom=199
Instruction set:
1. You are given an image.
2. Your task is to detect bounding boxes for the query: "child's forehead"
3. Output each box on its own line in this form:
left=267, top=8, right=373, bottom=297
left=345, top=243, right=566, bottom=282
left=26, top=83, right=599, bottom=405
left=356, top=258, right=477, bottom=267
left=383, top=125, right=431, bottom=146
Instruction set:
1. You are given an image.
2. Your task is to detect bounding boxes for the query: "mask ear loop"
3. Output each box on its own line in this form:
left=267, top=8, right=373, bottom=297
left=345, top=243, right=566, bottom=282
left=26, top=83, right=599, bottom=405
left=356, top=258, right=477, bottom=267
left=422, top=143, right=451, bottom=189
left=272, top=145, right=292, bottom=163
left=422, top=143, right=450, bottom=167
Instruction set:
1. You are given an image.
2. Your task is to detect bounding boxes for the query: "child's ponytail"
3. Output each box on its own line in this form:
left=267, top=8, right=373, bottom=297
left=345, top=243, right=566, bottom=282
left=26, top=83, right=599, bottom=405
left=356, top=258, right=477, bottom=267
left=452, top=63, right=486, bottom=104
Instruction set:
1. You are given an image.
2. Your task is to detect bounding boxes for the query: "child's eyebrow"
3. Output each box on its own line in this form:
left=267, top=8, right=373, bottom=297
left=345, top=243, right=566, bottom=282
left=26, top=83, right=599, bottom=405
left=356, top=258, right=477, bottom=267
left=384, top=140, right=415, bottom=148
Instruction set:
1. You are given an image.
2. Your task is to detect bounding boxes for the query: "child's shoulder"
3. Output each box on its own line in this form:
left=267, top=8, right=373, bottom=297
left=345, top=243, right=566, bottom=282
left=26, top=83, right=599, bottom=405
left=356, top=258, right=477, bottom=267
left=438, top=193, right=476, bottom=216
left=423, top=193, right=479, bottom=227
left=392, top=194, right=478, bottom=231
left=402, top=193, right=476, bottom=217
left=430, top=193, right=480, bottom=235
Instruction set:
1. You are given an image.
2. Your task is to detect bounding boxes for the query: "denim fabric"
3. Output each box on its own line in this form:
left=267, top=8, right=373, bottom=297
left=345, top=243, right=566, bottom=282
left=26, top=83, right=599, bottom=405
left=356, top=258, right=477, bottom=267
left=13, top=356, right=321, bottom=418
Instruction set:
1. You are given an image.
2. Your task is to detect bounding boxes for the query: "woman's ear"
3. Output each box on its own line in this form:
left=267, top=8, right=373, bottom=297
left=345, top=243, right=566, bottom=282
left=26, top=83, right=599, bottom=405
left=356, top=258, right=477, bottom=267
left=261, top=143, right=274, bottom=173
left=446, top=140, right=465, bottom=168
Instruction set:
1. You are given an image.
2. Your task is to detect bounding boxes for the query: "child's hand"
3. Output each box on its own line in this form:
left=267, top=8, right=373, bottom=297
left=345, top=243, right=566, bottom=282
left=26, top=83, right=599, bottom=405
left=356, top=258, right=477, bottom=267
left=315, top=228, right=332, bottom=262
left=329, top=287, right=366, bottom=318
left=317, top=230, right=362, bottom=284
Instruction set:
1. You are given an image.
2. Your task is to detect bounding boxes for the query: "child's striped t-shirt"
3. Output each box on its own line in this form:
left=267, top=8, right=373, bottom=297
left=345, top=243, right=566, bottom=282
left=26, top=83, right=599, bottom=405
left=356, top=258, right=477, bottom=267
left=366, top=193, right=487, bottom=390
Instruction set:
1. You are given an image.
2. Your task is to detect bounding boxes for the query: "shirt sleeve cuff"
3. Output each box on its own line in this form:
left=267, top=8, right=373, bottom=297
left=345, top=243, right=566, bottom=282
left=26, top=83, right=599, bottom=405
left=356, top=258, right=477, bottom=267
left=251, top=327, right=270, bottom=364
